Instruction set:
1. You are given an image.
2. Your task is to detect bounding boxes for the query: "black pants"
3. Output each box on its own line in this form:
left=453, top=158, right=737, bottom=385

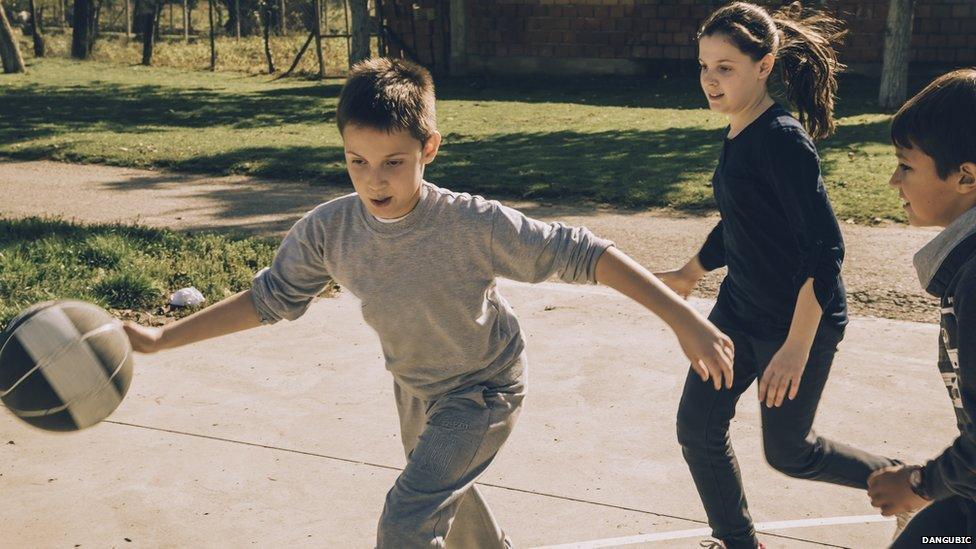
left=676, top=306, right=898, bottom=549
left=891, top=497, right=976, bottom=548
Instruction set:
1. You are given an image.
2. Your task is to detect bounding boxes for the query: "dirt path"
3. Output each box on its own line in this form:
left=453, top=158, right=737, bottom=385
left=0, top=160, right=939, bottom=323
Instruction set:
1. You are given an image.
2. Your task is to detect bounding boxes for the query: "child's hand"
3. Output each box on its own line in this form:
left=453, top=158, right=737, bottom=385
left=867, top=465, right=929, bottom=516
left=674, top=312, right=734, bottom=390
left=654, top=269, right=697, bottom=299
left=758, top=342, right=808, bottom=407
left=122, top=321, right=164, bottom=354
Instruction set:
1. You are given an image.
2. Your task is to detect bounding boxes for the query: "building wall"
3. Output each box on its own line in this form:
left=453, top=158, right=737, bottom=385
left=381, top=0, right=976, bottom=75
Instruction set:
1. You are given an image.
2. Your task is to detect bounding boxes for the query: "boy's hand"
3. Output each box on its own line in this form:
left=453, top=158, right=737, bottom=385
left=122, top=321, right=164, bottom=354
left=674, top=311, right=735, bottom=390
left=868, top=465, right=930, bottom=516
left=758, top=342, right=808, bottom=407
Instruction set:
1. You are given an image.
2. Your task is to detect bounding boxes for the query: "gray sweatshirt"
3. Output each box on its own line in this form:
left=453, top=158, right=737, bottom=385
left=251, top=182, right=614, bottom=399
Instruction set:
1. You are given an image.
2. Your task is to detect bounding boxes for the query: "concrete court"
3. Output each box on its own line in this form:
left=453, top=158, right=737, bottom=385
left=0, top=280, right=955, bottom=549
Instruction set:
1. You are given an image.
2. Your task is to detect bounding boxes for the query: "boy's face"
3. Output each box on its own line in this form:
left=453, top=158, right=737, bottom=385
left=889, top=145, right=976, bottom=227
left=698, top=34, right=773, bottom=116
left=342, top=125, right=441, bottom=219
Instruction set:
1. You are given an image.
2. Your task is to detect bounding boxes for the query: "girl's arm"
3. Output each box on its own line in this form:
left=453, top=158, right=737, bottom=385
left=596, top=246, right=734, bottom=390
left=757, top=278, right=821, bottom=407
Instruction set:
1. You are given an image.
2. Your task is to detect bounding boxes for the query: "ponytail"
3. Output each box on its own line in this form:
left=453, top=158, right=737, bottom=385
left=771, top=3, right=846, bottom=140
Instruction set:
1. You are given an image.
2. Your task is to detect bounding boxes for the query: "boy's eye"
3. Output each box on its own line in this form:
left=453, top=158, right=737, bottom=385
left=351, top=159, right=366, bottom=165
left=719, top=66, right=732, bottom=73
left=898, top=163, right=911, bottom=172
left=387, top=160, right=403, bottom=167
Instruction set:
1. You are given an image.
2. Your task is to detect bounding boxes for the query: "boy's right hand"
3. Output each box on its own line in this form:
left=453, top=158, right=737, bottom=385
left=122, top=321, right=164, bottom=354
left=673, top=310, right=734, bottom=390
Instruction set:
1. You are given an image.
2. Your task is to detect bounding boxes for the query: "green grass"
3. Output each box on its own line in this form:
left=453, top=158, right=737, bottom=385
left=1, top=57, right=908, bottom=223
left=0, top=217, right=340, bottom=329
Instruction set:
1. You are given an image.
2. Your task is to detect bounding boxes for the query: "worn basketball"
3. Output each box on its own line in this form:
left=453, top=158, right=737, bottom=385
left=0, top=300, right=133, bottom=431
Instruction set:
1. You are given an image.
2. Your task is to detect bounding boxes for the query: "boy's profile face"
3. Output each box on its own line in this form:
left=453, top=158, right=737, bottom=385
left=889, top=145, right=976, bottom=227
left=342, top=125, right=441, bottom=219
left=698, top=34, right=773, bottom=117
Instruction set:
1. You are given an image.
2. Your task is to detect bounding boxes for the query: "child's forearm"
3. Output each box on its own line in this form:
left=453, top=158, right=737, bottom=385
left=596, top=246, right=697, bottom=326
left=784, top=278, right=822, bottom=352
left=158, top=290, right=264, bottom=350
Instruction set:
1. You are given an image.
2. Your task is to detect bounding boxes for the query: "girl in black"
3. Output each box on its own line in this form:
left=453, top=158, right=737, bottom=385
left=656, top=3, right=898, bottom=547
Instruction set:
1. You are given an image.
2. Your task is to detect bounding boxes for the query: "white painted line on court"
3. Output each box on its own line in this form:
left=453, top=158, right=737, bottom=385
left=532, top=514, right=894, bottom=548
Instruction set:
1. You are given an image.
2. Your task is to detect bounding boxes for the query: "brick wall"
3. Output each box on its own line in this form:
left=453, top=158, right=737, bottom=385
left=381, top=0, right=976, bottom=74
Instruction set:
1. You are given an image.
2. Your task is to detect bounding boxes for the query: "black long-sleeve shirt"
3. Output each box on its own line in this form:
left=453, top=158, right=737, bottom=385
left=698, top=103, right=847, bottom=338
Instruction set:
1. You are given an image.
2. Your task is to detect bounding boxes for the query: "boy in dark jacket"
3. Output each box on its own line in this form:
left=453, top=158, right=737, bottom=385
left=867, top=69, right=976, bottom=546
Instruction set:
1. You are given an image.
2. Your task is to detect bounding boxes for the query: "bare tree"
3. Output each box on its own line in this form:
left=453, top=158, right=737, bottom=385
left=140, top=0, right=160, bottom=65
left=27, top=0, right=45, bottom=56
left=879, top=0, right=915, bottom=109
left=312, top=0, right=323, bottom=77
left=72, top=0, right=99, bottom=59
left=0, top=0, right=25, bottom=73
left=208, top=0, right=216, bottom=70
left=259, top=0, right=274, bottom=72
left=348, top=0, right=367, bottom=64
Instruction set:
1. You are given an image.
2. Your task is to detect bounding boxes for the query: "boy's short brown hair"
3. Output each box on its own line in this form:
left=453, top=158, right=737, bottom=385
left=891, top=68, right=976, bottom=179
left=336, top=57, right=437, bottom=145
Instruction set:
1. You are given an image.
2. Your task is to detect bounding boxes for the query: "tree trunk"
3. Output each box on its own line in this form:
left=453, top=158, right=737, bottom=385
left=71, top=0, right=98, bottom=59
left=312, top=0, right=324, bottom=78
left=277, top=0, right=283, bottom=35
left=261, top=0, right=274, bottom=73
left=233, top=0, right=239, bottom=39
left=879, top=0, right=915, bottom=109
left=0, top=0, right=26, bottom=73
left=124, top=0, right=131, bottom=39
left=28, top=0, right=46, bottom=57
left=141, top=3, right=157, bottom=65
left=208, top=0, right=216, bottom=70
left=449, top=0, right=467, bottom=75
left=348, top=0, right=368, bottom=65
left=182, top=0, right=187, bottom=41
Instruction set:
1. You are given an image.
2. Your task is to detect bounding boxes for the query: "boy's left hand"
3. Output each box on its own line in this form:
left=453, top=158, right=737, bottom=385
left=867, top=465, right=930, bottom=516
left=758, top=342, right=808, bottom=407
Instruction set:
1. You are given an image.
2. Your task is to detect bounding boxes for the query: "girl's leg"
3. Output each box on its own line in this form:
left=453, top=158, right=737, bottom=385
left=378, top=358, right=525, bottom=549
left=677, top=314, right=761, bottom=549
left=756, top=327, right=898, bottom=487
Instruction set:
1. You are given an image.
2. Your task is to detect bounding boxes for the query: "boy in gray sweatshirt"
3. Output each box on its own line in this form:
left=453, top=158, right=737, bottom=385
left=124, top=58, right=735, bottom=549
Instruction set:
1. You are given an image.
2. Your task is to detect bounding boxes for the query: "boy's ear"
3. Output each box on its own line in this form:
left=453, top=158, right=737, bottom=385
left=957, top=162, right=976, bottom=195
left=422, top=131, right=442, bottom=165
left=758, top=53, right=775, bottom=81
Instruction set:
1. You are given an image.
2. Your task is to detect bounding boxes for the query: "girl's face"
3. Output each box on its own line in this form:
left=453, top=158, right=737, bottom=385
left=698, top=33, right=773, bottom=116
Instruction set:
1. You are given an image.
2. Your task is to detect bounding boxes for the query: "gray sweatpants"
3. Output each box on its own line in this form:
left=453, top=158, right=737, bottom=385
left=376, top=355, right=526, bottom=549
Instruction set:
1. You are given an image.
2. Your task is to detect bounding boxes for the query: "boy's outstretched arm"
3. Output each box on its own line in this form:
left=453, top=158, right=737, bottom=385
left=595, top=246, right=734, bottom=390
left=123, top=290, right=263, bottom=354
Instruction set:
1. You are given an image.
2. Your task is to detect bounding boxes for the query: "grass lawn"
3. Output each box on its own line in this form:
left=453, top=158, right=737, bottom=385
left=0, top=218, right=340, bottom=330
left=1, top=57, right=904, bottom=222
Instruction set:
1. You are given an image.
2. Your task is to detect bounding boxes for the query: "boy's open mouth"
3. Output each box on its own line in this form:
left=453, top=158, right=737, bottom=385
left=371, top=197, right=392, bottom=207
left=707, top=92, right=724, bottom=100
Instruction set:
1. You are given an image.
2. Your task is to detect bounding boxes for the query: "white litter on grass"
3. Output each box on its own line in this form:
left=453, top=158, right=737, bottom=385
left=169, top=287, right=206, bottom=307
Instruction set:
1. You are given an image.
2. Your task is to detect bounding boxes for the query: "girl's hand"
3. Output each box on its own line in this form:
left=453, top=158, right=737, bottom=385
left=122, top=321, right=164, bottom=354
left=673, top=311, right=735, bottom=390
left=758, top=342, right=809, bottom=407
left=654, top=269, right=697, bottom=299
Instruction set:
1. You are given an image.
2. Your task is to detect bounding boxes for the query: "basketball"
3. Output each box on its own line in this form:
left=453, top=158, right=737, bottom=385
left=0, top=300, right=133, bottom=431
